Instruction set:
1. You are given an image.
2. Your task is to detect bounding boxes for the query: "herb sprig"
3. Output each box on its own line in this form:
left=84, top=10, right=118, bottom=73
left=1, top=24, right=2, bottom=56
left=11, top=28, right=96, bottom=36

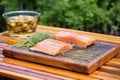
left=16, top=32, right=53, bottom=49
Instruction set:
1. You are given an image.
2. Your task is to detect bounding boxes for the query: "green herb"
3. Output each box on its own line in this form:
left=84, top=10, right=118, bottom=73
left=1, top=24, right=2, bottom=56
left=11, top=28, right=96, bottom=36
left=16, top=32, right=53, bottom=49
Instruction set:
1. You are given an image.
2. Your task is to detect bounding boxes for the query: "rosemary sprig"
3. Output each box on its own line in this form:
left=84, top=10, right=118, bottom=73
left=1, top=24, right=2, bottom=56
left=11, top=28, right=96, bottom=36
left=16, top=32, right=53, bottom=49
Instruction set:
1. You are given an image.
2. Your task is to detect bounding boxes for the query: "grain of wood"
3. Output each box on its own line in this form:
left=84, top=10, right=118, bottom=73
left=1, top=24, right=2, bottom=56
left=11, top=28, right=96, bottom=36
left=105, top=58, right=120, bottom=68
left=0, top=69, right=43, bottom=80
left=89, top=72, right=119, bottom=80
left=94, top=70, right=120, bottom=79
left=0, top=62, right=74, bottom=80
left=0, top=57, right=2, bottom=61
left=98, top=66, right=120, bottom=76
left=110, top=58, right=120, bottom=62
left=115, top=52, right=120, bottom=58
left=3, top=57, right=99, bottom=80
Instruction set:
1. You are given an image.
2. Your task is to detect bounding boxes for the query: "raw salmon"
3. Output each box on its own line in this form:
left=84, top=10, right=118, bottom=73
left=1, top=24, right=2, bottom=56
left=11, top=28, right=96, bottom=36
left=30, top=39, right=73, bottom=56
left=55, top=31, right=96, bottom=48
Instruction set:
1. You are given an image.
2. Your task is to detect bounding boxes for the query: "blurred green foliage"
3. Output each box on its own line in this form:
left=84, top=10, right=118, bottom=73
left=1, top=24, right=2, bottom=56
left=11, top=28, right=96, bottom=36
left=0, top=0, right=120, bottom=34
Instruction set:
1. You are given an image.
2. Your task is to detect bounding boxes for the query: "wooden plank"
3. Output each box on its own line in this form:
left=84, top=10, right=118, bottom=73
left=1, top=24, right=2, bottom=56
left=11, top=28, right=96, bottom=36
left=115, top=52, right=120, bottom=58
left=3, top=56, right=120, bottom=80
left=89, top=59, right=120, bottom=80
left=0, top=42, right=7, bottom=45
left=105, top=58, right=120, bottom=68
left=0, top=48, right=3, bottom=53
left=98, top=66, right=120, bottom=76
left=0, top=68, right=43, bottom=80
left=3, top=57, right=100, bottom=80
left=89, top=71, right=119, bottom=80
left=0, top=38, right=8, bottom=43
left=3, top=41, right=119, bottom=74
left=110, top=58, right=120, bottom=62
left=0, top=56, right=3, bottom=61
left=96, top=70, right=120, bottom=79
left=0, top=35, right=22, bottom=45
left=0, top=61, right=75, bottom=80
left=0, top=41, right=7, bottom=58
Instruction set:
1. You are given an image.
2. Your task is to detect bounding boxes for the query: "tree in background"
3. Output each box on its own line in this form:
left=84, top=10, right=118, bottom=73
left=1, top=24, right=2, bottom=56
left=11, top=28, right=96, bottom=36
left=0, top=3, right=6, bottom=32
left=0, top=0, right=120, bottom=35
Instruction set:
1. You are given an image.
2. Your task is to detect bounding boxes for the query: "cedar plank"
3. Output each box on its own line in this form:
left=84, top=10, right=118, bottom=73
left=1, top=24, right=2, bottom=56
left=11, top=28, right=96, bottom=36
left=3, top=42, right=119, bottom=74
left=3, top=48, right=87, bottom=73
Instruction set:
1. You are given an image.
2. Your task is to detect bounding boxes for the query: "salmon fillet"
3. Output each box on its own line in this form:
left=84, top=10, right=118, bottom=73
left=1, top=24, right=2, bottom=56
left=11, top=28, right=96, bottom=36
left=30, top=39, right=73, bottom=56
left=55, top=31, right=96, bottom=48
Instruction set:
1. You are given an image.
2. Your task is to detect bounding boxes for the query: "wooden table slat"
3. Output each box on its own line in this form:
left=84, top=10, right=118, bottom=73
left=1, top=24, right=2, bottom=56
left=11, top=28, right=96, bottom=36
left=115, top=52, right=120, bottom=58
left=0, top=68, right=43, bottom=80
left=94, top=70, right=120, bottom=79
left=105, top=58, right=120, bottom=68
left=2, top=57, right=100, bottom=80
left=0, top=58, right=75, bottom=80
left=98, top=66, right=120, bottom=76
left=89, top=71, right=119, bottom=80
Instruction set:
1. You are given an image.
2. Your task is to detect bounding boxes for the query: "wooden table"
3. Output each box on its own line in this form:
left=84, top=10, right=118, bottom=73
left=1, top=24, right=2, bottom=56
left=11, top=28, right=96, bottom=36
left=0, top=25, right=120, bottom=80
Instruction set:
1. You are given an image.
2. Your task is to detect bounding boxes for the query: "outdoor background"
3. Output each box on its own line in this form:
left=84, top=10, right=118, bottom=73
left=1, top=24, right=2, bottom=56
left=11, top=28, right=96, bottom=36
left=0, top=0, right=120, bottom=36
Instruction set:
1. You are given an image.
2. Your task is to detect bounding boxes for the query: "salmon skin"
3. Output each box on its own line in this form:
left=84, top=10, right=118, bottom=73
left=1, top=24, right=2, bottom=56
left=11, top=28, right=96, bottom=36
left=55, top=31, right=96, bottom=48
left=29, top=39, right=73, bottom=56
